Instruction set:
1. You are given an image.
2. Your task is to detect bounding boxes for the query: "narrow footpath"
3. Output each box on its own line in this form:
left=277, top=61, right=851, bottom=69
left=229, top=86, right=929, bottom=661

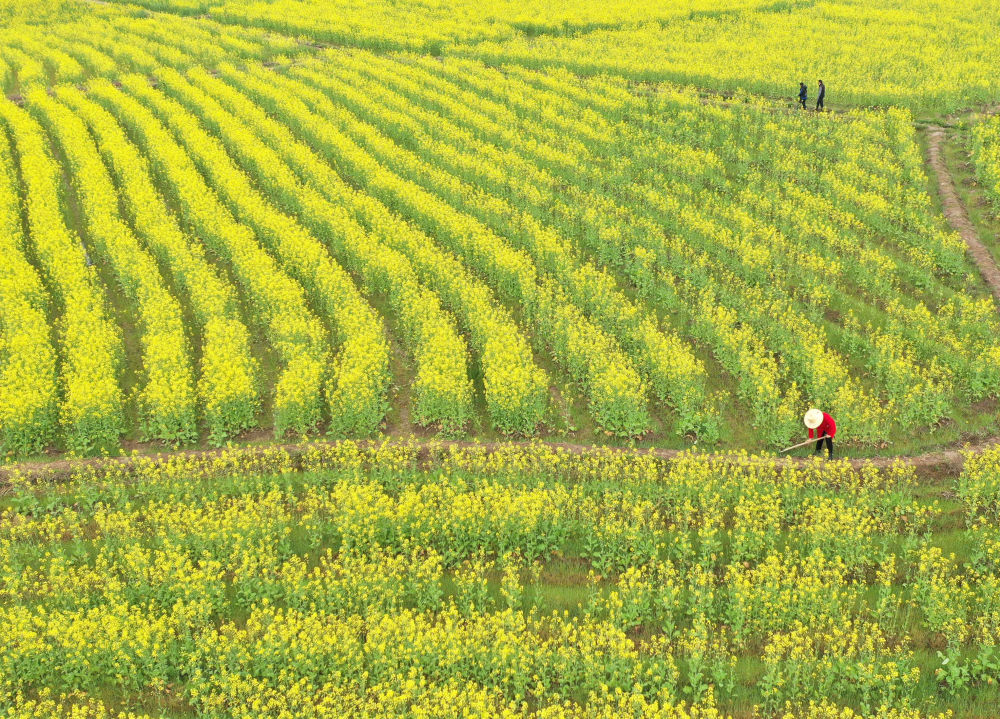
left=3, top=432, right=999, bottom=486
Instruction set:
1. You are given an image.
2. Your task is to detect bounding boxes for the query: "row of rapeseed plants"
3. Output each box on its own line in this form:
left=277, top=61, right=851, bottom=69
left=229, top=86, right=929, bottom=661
left=2, top=441, right=1000, bottom=716
left=2, top=11, right=1000, bottom=454
left=118, top=0, right=1000, bottom=114
left=971, top=115, right=1000, bottom=217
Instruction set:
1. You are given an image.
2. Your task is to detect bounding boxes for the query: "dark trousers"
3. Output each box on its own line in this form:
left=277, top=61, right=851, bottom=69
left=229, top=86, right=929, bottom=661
left=799, top=97, right=807, bottom=109
left=814, top=435, right=833, bottom=458
left=816, top=95, right=824, bottom=110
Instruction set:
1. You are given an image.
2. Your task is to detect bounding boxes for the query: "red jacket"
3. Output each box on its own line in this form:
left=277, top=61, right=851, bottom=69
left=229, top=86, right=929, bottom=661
left=808, top=412, right=836, bottom=439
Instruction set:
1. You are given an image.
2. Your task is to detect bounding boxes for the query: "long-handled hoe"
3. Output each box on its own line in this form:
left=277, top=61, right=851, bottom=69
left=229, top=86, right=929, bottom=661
left=779, top=436, right=828, bottom=453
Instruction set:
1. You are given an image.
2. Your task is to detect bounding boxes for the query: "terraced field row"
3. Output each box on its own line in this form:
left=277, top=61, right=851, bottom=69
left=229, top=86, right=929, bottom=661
left=104, top=0, right=1000, bottom=112
left=3, top=441, right=1000, bottom=717
left=0, top=3, right=307, bottom=95
left=1, top=47, right=999, bottom=456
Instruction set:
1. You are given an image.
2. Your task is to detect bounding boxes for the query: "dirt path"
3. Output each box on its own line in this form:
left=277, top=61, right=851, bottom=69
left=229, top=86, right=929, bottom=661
left=4, top=433, right=999, bottom=486
left=926, top=125, right=1000, bottom=303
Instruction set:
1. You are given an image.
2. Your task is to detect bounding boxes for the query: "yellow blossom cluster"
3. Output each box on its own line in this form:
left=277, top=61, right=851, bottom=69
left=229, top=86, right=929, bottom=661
left=119, top=71, right=397, bottom=438
left=971, top=114, right=1000, bottom=216
left=0, top=5, right=308, bottom=94
left=277, top=53, right=717, bottom=439
left=0, top=440, right=993, bottom=716
left=225, top=62, right=652, bottom=436
left=0, top=127, right=57, bottom=455
left=27, top=89, right=199, bottom=444
left=0, top=100, right=124, bottom=454
left=160, top=64, right=548, bottom=435
left=53, top=84, right=260, bottom=444
left=1, top=3, right=998, bottom=451
left=86, top=77, right=331, bottom=437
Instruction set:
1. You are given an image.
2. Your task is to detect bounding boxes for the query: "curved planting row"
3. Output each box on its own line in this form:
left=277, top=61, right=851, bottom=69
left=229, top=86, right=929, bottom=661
left=149, top=67, right=547, bottom=435
left=54, top=85, right=260, bottom=443
left=0, top=101, right=124, bottom=454
left=29, top=89, right=199, bottom=444
left=0, top=130, right=58, bottom=455
left=286, top=56, right=716, bottom=440
left=85, top=79, right=329, bottom=437
left=226, top=64, right=651, bottom=437
left=118, top=73, right=395, bottom=438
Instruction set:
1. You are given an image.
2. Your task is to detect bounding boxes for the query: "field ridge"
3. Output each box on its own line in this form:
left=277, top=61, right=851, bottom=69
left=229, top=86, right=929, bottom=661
left=6, top=430, right=1000, bottom=486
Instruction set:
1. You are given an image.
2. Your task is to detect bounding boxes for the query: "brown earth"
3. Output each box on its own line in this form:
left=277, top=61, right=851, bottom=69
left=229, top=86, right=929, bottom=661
left=3, top=434, right=1000, bottom=487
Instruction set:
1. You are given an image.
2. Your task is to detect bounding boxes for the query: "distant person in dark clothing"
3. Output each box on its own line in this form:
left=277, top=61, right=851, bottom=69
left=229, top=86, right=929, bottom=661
left=80, top=240, right=94, bottom=267
left=798, top=82, right=807, bottom=109
left=816, top=80, right=825, bottom=110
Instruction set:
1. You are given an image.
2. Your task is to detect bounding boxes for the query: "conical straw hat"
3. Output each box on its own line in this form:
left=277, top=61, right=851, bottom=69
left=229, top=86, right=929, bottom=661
left=804, top=408, right=824, bottom=429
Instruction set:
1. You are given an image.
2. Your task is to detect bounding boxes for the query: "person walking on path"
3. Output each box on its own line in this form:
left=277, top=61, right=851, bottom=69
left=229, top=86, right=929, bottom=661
left=816, top=80, right=825, bottom=111
left=798, top=82, right=808, bottom=109
left=804, top=408, right=836, bottom=459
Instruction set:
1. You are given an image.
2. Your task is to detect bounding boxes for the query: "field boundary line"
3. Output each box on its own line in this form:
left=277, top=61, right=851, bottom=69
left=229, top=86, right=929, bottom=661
left=5, top=434, right=1000, bottom=486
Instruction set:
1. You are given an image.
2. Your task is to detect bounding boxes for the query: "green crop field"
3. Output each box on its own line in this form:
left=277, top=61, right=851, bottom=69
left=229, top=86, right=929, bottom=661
left=2, top=0, right=1000, bottom=716
left=4, top=443, right=1000, bottom=718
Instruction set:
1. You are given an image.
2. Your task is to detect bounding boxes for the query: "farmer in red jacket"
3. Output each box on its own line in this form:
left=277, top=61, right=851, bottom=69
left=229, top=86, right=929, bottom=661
left=804, top=408, right=836, bottom=459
